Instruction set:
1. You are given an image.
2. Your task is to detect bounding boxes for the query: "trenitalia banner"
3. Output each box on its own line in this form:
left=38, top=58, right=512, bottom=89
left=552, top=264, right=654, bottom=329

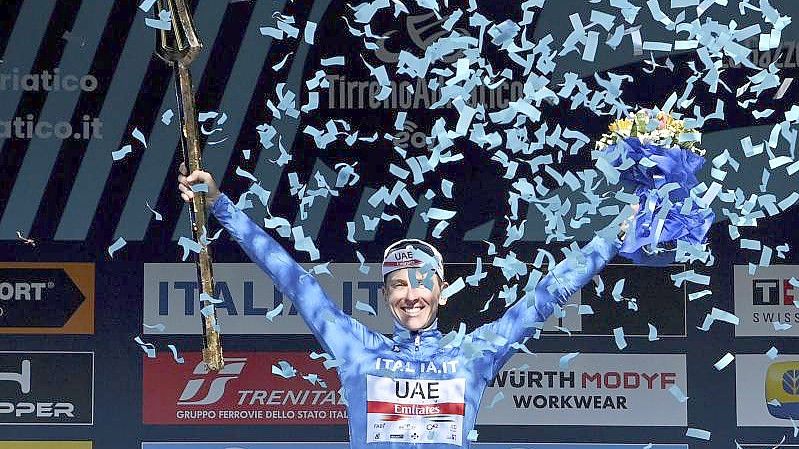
left=477, top=353, right=688, bottom=426
left=143, top=352, right=347, bottom=425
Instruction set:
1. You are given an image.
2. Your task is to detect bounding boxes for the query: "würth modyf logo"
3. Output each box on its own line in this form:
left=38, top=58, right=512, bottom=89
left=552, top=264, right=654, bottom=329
left=178, top=358, right=247, bottom=405
left=0, top=352, right=94, bottom=425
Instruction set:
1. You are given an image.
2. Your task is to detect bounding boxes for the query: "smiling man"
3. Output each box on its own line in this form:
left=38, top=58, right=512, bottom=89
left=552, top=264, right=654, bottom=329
left=178, top=165, right=633, bottom=448
left=381, top=239, right=449, bottom=332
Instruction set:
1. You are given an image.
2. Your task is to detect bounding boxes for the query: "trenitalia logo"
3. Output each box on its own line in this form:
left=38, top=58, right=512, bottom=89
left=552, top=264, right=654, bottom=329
left=178, top=358, right=247, bottom=405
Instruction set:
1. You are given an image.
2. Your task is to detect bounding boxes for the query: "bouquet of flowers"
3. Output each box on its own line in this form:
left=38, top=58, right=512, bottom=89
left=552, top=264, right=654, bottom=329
left=595, top=109, right=715, bottom=266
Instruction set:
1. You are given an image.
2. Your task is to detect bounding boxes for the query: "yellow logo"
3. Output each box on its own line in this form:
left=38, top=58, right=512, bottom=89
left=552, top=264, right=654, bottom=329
left=765, top=361, right=799, bottom=419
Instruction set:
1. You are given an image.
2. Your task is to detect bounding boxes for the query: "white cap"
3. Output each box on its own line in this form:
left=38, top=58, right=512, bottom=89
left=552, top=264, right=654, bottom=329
left=381, top=239, right=445, bottom=279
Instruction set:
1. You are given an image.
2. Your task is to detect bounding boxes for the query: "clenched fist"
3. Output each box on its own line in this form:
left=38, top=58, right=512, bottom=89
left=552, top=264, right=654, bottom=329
left=177, top=162, right=221, bottom=206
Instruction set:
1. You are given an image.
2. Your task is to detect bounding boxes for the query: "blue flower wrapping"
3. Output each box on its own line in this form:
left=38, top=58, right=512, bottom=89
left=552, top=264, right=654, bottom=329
left=602, top=138, right=715, bottom=266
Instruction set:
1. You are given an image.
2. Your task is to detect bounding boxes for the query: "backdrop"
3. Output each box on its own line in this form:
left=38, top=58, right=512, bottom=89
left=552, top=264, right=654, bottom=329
left=0, top=0, right=798, bottom=448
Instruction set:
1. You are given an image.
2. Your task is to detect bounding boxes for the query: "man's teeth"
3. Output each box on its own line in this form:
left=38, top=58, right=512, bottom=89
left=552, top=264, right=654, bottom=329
left=402, top=306, right=423, bottom=316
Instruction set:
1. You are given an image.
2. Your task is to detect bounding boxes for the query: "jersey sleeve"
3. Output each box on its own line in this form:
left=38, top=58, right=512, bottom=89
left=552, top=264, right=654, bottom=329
left=470, top=235, right=621, bottom=378
left=210, top=193, right=384, bottom=362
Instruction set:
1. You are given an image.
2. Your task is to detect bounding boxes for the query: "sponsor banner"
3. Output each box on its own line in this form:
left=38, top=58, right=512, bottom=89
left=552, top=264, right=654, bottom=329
left=0, top=263, right=94, bottom=334
left=0, top=443, right=92, bottom=448
left=736, top=354, right=799, bottom=425
left=0, top=351, right=94, bottom=425
left=477, top=353, right=687, bottom=426
left=141, top=443, right=687, bottom=449
left=143, top=352, right=346, bottom=425
left=734, top=265, right=799, bottom=336
left=143, top=263, right=584, bottom=335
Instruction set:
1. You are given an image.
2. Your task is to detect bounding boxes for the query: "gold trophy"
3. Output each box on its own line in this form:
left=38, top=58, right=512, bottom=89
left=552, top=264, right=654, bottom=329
left=154, top=0, right=223, bottom=370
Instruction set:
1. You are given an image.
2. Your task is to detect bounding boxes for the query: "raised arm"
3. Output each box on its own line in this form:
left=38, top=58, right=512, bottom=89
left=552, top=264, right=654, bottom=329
left=471, top=232, right=624, bottom=376
left=178, top=166, right=384, bottom=362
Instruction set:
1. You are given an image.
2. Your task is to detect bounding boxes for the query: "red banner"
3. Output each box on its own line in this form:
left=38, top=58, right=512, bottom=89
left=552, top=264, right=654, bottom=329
left=143, top=352, right=347, bottom=425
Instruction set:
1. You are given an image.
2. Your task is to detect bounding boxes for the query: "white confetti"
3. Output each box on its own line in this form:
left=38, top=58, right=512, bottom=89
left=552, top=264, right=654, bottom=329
left=266, top=303, right=284, bottom=322
left=272, top=360, right=297, bottom=378
left=714, top=353, right=734, bottom=370
left=107, top=237, right=127, bottom=258
left=167, top=344, right=185, bottom=364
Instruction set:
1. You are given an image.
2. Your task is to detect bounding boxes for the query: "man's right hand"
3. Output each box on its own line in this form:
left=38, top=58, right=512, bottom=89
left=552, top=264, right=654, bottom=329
left=177, top=162, right=220, bottom=206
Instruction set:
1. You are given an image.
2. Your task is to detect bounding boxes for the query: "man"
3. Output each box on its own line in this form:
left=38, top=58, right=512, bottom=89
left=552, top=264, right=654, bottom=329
left=178, top=164, right=633, bottom=448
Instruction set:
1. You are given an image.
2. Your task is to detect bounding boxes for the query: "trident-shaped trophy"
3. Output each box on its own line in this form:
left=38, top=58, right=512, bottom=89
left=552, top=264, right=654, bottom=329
left=154, top=0, right=223, bottom=370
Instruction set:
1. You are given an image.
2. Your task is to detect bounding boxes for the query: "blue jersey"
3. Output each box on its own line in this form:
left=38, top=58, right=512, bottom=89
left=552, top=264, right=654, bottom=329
left=212, top=193, right=621, bottom=449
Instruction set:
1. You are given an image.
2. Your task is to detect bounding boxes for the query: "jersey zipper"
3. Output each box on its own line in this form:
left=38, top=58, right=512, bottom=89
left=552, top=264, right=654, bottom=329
left=414, top=333, right=421, bottom=351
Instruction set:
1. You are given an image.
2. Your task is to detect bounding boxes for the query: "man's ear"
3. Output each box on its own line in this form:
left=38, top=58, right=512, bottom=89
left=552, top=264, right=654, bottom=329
left=438, top=281, right=449, bottom=306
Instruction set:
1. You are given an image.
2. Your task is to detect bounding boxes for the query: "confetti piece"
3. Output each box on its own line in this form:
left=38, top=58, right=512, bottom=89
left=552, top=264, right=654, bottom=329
left=112, top=145, right=133, bottom=161
left=714, top=353, right=734, bottom=370
left=167, top=344, right=185, bottom=364
left=161, top=109, right=173, bottom=125
left=178, top=236, right=203, bottom=261
left=266, top=303, right=284, bottom=322
left=479, top=294, right=494, bottom=313
left=272, top=52, right=292, bottom=71
left=198, top=227, right=224, bottom=246
left=613, top=327, right=627, bottom=350
left=142, top=323, right=165, bottom=332
left=134, top=336, right=156, bottom=358
left=559, top=352, right=579, bottom=369
left=688, top=290, right=712, bottom=301
left=323, top=358, right=345, bottom=369
left=310, top=351, right=332, bottom=361
left=355, top=301, right=377, bottom=316
left=235, top=166, right=258, bottom=182
left=668, top=384, right=689, bottom=403
left=15, top=231, right=36, bottom=246
left=200, top=292, right=223, bottom=304
left=767, top=346, right=779, bottom=359
left=139, top=0, right=157, bottom=12
left=304, top=21, right=317, bottom=44
left=107, top=237, right=127, bottom=258
left=648, top=323, right=659, bottom=341
left=441, top=277, right=466, bottom=300
left=199, top=304, right=215, bottom=318
left=145, top=201, right=163, bottom=221
left=190, top=183, right=209, bottom=193
left=487, top=391, right=505, bottom=408
left=685, top=427, right=711, bottom=440
left=774, top=322, right=792, bottom=331
left=321, top=56, right=345, bottom=66
left=272, top=360, right=297, bottom=378
left=698, top=307, right=740, bottom=331
left=775, top=77, right=793, bottom=99
left=132, top=127, right=147, bottom=148
left=145, top=10, right=172, bottom=30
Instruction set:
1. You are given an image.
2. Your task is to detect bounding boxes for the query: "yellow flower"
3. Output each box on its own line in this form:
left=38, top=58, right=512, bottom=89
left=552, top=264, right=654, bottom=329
left=609, top=119, right=633, bottom=135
